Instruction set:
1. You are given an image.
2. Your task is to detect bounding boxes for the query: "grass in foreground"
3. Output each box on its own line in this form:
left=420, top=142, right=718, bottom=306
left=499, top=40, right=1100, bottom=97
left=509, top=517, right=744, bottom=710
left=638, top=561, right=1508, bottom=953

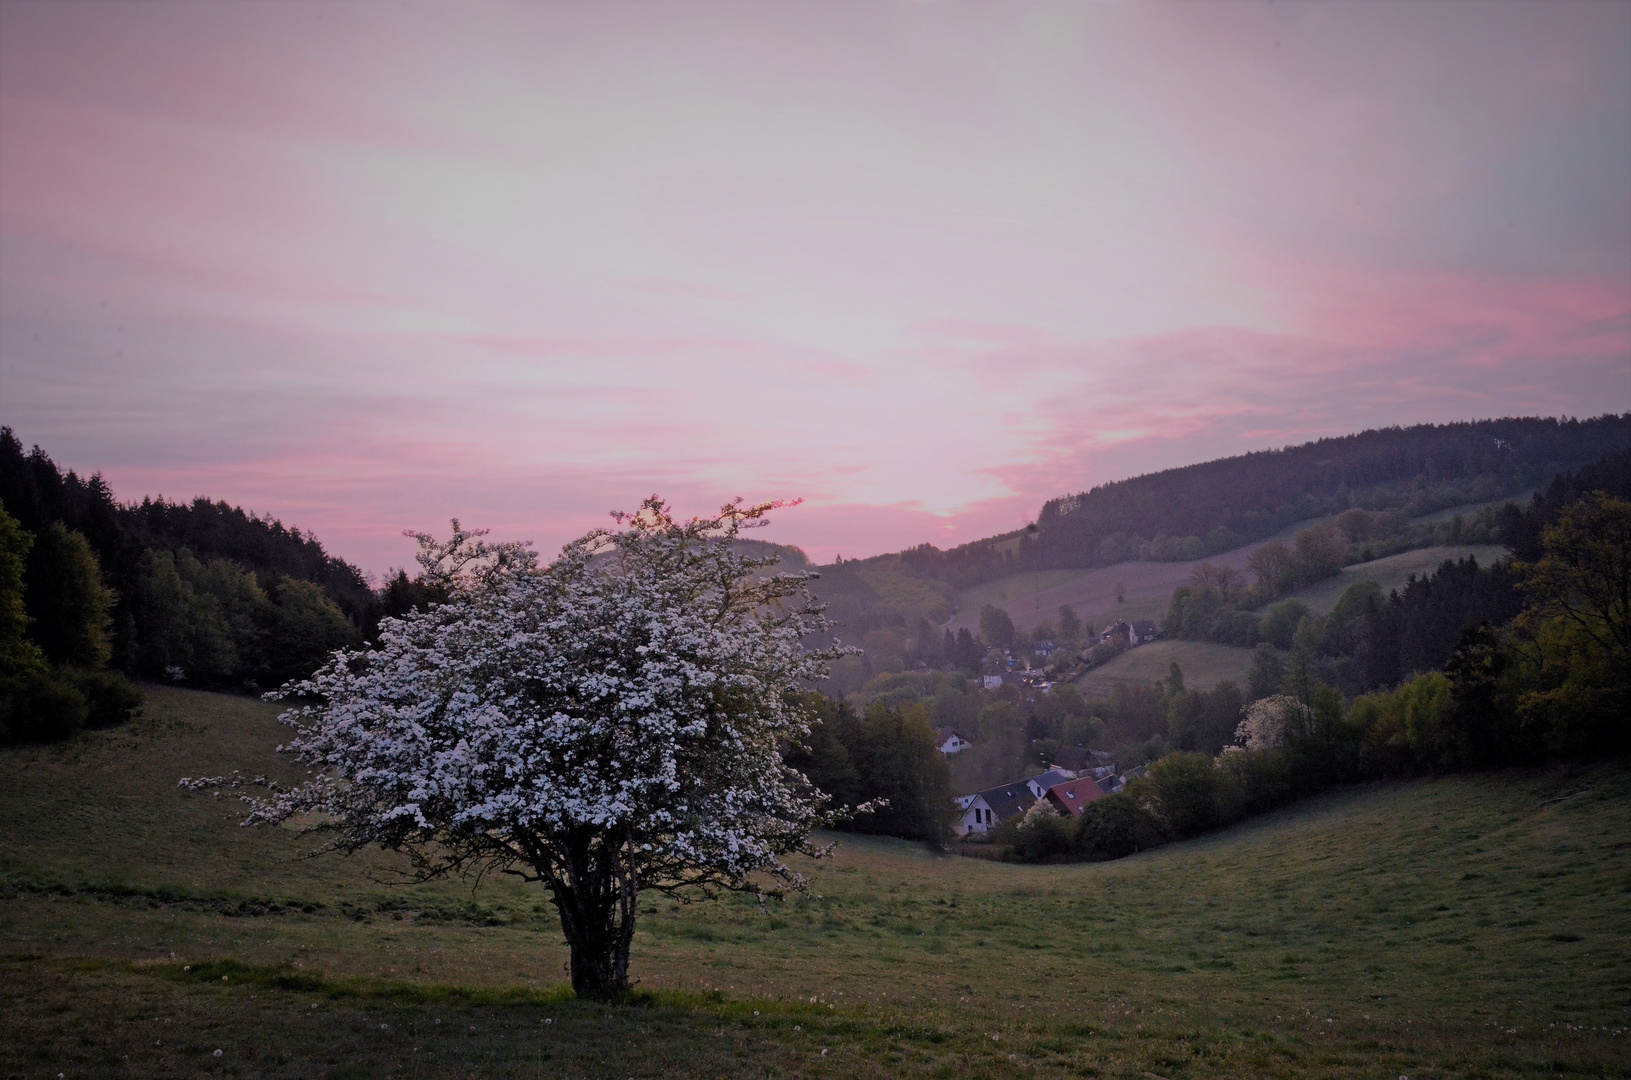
left=2, top=685, right=1628, bottom=1078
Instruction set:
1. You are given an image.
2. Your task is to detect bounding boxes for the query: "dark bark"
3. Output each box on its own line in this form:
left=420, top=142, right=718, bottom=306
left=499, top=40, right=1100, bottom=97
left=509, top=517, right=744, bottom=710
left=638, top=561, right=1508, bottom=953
left=547, top=828, right=638, bottom=999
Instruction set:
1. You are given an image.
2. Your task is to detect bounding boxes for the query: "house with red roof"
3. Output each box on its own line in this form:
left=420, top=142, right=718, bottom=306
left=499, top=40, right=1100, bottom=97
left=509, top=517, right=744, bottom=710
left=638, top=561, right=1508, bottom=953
left=1043, top=776, right=1105, bottom=817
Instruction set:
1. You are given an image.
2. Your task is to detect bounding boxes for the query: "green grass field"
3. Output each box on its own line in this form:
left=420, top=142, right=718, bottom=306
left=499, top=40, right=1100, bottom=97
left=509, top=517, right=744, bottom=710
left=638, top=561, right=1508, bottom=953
left=1269, top=544, right=1510, bottom=616
left=947, top=516, right=1340, bottom=636
left=953, top=570, right=1094, bottom=621
left=3, top=686, right=1629, bottom=1078
left=1074, top=640, right=1258, bottom=697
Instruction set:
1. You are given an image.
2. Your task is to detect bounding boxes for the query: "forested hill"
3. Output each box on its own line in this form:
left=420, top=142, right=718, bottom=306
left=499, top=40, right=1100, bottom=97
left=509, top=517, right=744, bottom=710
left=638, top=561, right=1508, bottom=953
left=799, top=415, right=1631, bottom=641
left=1024, top=415, right=1631, bottom=571
left=0, top=427, right=378, bottom=686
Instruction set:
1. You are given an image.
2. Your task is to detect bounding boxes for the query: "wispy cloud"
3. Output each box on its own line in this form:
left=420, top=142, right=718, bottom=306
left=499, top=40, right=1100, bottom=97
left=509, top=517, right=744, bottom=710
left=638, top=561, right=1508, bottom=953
left=1, top=1, right=1625, bottom=571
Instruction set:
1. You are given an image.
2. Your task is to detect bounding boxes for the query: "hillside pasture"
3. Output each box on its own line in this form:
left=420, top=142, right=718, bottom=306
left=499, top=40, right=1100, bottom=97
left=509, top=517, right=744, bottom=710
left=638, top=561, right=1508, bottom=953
left=2, top=686, right=1628, bottom=1078
left=1268, top=544, right=1509, bottom=615
left=1074, top=639, right=1259, bottom=696
left=1408, top=492, right=1534, bottom=527
left=947, top=516, right=1336, bottom=636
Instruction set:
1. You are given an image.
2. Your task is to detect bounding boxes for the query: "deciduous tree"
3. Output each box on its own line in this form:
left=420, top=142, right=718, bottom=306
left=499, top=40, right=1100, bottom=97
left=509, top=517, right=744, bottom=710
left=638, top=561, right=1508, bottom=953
left=236, top=499, right=842, bottom=998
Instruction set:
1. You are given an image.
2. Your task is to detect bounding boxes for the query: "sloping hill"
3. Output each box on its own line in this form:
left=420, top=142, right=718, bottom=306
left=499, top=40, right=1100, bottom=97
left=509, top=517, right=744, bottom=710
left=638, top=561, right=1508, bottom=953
left=2, top=686, right=1628, bottom=1078
left=1075, top=639, right=1259, bottom=696
left=1268, top=543, right=1509, bottom=615
left=1029, top=414, right=1630, bottom=569
left=947, top=515, right=1327, bottom=635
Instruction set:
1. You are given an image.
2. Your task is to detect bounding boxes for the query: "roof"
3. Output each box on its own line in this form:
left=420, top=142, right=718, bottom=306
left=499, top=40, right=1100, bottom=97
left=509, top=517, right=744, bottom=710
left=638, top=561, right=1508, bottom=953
left=1045, top=777, right=1106, bottom=816
left=1131, top=621, right=1157, bottom=635
left=933, top=726, right=967, bottom=742
left=1028, top=768, right=1076, bottom=791
left=1052, top=745, right=1090, bottom=772
left=975, top=783, right=1036, bottom=822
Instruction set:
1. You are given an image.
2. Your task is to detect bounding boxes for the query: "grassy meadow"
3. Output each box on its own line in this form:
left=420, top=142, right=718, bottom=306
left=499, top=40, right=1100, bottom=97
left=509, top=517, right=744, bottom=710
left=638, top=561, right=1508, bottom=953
left=2, top=685, right=1629, bottom=1078
left=1073, top=640, right=1258, bottom=697
left=1270, top=544, right=1510, bottom=616
left=947, top=516, right=1341, bottom=636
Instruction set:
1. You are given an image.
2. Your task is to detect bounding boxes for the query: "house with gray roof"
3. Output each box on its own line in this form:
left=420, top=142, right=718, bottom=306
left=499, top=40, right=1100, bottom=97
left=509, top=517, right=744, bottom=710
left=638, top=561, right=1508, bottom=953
left=953, top=782, right=1037, bottom=837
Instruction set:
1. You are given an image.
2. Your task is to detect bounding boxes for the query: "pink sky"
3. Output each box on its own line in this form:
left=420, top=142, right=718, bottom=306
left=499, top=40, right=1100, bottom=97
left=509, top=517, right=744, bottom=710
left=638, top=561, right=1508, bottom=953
left=2, top=1, right=1627, bottom=574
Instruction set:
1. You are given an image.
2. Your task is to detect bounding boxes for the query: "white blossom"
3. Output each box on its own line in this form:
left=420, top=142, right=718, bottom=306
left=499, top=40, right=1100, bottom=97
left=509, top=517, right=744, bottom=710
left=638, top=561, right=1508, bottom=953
left=238, top=498, right=846, bottom=997
left=1235, top=694, right=1310, bottom=750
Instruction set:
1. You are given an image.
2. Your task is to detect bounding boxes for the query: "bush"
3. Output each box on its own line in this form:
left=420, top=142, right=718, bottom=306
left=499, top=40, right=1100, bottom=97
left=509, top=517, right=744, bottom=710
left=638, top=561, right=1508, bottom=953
left=1006, top=800, right=1073, bottom=862
left=69, top=668, right=143, bottom=729
left=1137, top=752, right=1244, bottom=837
left=1218, top=746, right=1298, bottom=816
left=1072, top=793, right=1169, bottom=860
left=0, top=663, right=86, bottom=743
left=0, top=664, right=143, bottom=744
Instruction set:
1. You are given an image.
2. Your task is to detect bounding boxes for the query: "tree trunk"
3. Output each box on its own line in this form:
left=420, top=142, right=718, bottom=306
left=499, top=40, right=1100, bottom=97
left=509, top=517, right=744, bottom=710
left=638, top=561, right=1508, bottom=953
left=551, top=833, right=638, bottom=999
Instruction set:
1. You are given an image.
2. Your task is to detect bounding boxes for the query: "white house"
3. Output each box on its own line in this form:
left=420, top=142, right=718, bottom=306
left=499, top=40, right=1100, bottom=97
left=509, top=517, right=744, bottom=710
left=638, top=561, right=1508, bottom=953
left=953, top=783, right=1036, bottom=837
left=933, top=726, right=971, bottom=755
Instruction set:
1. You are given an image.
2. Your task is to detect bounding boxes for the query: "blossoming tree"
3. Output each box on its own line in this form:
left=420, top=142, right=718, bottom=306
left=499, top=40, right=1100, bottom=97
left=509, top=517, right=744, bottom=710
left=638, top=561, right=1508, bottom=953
left=244, top=498, right=842, bottom=998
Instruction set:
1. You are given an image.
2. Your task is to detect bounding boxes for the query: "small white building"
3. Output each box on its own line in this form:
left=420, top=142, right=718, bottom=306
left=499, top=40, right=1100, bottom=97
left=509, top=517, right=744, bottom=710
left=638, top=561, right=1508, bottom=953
left=952, top=783, right=1037, bottom=837
left=1025, top=768, right=1078, bottom=800
left=933, top=726, right=971, bottom=755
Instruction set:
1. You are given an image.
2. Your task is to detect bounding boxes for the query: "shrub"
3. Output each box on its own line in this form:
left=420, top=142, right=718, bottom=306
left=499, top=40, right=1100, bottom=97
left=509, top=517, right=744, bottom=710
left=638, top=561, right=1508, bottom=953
left=69, top=668, right=143, bottom=729
left=1007, top=800, right=1073, bottom=862
left=1072, top=792, right=1169, bottom=860
left=0, top=663, right=86, bottom=743
left=1137, top=752, right=1244, bottom=837
left=1218, top=746, right=1299, bottom=816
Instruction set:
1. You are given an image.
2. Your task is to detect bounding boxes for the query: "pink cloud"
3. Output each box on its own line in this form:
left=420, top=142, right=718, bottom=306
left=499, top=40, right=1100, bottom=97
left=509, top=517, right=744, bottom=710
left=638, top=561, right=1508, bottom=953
left=2, top=2, right=1626, bottom=575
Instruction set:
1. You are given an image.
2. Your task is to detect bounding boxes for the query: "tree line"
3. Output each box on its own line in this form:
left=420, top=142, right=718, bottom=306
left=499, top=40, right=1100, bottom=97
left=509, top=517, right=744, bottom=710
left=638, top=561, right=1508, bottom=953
left=0, top=428, right=409, bottom=741
left=1027, top=414, right=1630, bottom=572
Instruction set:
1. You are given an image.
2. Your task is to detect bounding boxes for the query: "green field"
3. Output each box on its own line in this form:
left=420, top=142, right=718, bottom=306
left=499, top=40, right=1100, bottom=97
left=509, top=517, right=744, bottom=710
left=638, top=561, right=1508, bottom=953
left=3, top=686, right=1629, bottom=1078
left=953, top=570, right=1094, bottom=621
left=1409, top=493, right=1534, bottom=527
left=946, top=515, right=1341, bottom=636
left=1074, top=640, right=1259, bottom=697
left=1268, top=544, right=1510, bottom=616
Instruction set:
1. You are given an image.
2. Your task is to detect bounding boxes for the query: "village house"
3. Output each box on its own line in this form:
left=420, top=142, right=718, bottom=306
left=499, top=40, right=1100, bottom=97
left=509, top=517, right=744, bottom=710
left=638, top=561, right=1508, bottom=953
left=1015, top=669, right=1052, bottom=692
left=1044, top=776, right=1106, bottom=817
left=1051, top=745, right=1091, bottom=772
left=953, top=782, right=1036, bottom=837
left=933, top=726, right=971, bottom=755
left=1025, top=768, right=1077, bottom=799
left=1102, top=763, right=1147, bottom=794
left=1098, top=620, right=1159, bottom=649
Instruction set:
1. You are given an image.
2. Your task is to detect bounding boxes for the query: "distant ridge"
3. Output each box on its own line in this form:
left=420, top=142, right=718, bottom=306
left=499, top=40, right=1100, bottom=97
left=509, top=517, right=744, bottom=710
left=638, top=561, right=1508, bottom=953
left=806, top=416, right=1631, bottom=643
left=1021, top=415, right=1626, bottom=573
